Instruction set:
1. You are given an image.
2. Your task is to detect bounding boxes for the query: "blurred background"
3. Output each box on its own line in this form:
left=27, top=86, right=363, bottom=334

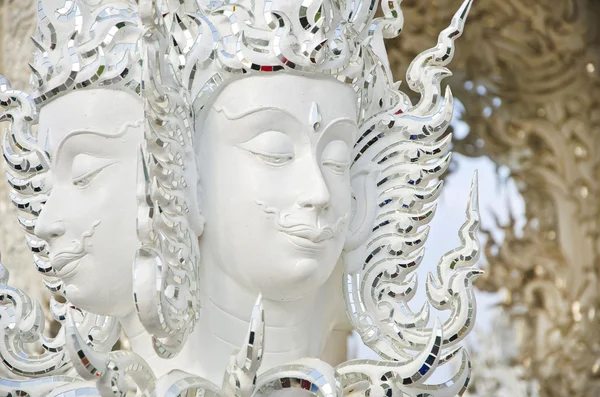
left=1, top=1, right=599, bottom=396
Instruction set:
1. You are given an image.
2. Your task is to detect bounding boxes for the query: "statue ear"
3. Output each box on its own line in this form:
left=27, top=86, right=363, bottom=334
left=183, top=154, right=205, bottom=237
left=188, top=181, right=205, bottom=236
left=345, top=163, right=379, bottom=255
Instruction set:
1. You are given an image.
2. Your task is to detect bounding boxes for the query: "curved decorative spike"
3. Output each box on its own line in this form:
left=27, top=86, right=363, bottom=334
left=29, top=63, right=45, bottom=90
left=403, top=349, right=472, bottom=397
left=402, top=171, right=482, bottom=348
left=374, top=133, right=453, bottom=165
left=222, top=294, right=265, bottom=397
left=406, top=0, right=472, bottom=114
left=377, top=181, right=445, bottom=213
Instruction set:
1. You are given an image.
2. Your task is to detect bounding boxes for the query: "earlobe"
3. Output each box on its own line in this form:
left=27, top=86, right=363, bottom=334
left=344, top=163, right=380, bottom=253
left=190, top=181, right=205, bottom=237
left=190, top=209, right=205, bottom=237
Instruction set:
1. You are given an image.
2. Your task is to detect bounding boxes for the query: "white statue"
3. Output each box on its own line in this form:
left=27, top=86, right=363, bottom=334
left=0, top=0, right=482, bottom=395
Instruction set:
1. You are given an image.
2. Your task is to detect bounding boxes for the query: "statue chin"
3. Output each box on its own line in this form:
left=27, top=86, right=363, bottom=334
left=249, top=258, right=334, bottom=302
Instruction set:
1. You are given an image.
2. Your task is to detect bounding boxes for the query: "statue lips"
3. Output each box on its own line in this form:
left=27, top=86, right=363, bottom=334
left=51, top=250, right=86, bottom=280
left=255, top=201, right=344, bottom=250
left=47, top=220, right=99, bottom=280
left=281, top=224, right=335, bottom=251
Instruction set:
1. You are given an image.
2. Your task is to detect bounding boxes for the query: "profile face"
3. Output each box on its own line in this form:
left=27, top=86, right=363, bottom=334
left=35, top=89, right=142, bottom=316
left=196, top=74, right=358, bottom=301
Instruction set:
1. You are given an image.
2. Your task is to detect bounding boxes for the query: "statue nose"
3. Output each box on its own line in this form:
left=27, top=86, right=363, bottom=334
left=35, top=220, right=66, bottom=240
left=297, top=167, right=331, bottom=211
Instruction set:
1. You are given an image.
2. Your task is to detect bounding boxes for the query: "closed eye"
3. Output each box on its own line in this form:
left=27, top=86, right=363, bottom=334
left=322, top=159, right=350, bottom=174
left=249, top=151, right=294, bottom=166
left=238, top=131, right=295, bottom=167
left=321, top=140, right=350, bottom=174
left=72, top=163, right=114, bottom=188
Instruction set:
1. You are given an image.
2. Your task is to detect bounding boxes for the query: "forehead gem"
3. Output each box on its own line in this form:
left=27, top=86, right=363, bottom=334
left=309, top=102, right=321, bottom=132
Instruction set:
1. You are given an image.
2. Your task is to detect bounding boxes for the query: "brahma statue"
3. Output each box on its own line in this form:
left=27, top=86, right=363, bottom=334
left=0, top=0, right=481, bottom=395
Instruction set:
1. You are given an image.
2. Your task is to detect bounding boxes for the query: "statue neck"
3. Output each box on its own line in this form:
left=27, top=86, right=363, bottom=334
left=117, top=253, right=339, bottom=385
left=179, top=250, right=333, bottom=385
left=203, top=260, right=320, bottom=355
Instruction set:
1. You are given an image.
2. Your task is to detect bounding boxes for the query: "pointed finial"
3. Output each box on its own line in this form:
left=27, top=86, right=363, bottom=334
left=252, top=293, right=264, bottom=318
left=30, top=36, right=46, bottom=52
left=452, top=0, right=474, bottom=37
left=246, top=293, right=265, bottom=365
left=222, top=293, right=265, bottom=397
left=29, top=64, right=44, bottom=89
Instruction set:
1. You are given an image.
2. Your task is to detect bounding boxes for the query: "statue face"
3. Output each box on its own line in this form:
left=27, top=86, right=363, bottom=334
left=35, top=89, right=142, bottom=316
left=196, top=74, right=358, bottom=301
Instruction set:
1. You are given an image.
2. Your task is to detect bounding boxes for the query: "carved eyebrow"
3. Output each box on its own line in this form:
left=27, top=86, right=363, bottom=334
left=54, top=118, right=143, bottom=162
left=322, top=117, right=357, bottom=130
left=212, top=105, right=302, bottom=124
left=212, top=105, right=358, bottom=132
left=317, top=117, right=357, bottom=140
left=213, top=105, right=358, bottom=138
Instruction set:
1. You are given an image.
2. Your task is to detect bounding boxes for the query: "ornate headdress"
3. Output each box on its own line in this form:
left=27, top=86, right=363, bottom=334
left=0, top=0, right=141, bottom=382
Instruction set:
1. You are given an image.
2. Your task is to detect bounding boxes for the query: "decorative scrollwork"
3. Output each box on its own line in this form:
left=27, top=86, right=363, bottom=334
left=0, top=254, right=120, bottom=385
left=343, top=0, right=479, bottom=363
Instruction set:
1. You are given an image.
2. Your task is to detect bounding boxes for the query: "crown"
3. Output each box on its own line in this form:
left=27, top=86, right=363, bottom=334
left=29, top=0, right=142, bottom=105
left=140, top=0, right=407, bottom=122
